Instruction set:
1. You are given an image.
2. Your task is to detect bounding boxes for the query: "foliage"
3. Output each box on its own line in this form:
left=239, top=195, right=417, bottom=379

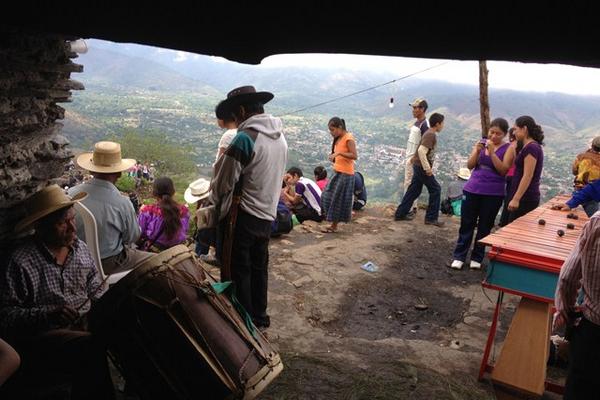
left=109, top=129, right=196, bottom=176
left=115, top=175, right=136, bottom=192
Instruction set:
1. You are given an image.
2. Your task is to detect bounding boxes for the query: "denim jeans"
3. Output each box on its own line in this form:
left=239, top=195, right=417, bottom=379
left=395, top=164, right=441, bottom=222
left=452, top=191, right=503, bottom=263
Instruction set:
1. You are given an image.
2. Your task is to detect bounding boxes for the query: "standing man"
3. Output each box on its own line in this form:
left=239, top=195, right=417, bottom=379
left=404, top=98, right=429, bottom=216
left=394, top=113, right=445, bottom=227
left=209, top=86, right=288, bottom=329
left=571, top=136, right=600, bottom=216
left=554, top=212, right=600, bottom=399
left=69, top=141, right=152, bottom=275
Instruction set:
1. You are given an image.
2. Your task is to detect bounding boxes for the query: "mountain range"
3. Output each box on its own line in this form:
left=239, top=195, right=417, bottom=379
left=62, top=39, right=600, bottom=201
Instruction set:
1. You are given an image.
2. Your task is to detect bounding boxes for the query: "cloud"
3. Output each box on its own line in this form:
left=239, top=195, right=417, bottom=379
left=174, top=51, right=189, bottom=62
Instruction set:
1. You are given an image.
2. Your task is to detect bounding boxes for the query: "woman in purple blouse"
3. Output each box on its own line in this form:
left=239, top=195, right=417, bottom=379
left=138, top=177, right=190, bottom=252
left=506, top=115, right=545, bottom=223
left=451, top=118, right=516, bottom=270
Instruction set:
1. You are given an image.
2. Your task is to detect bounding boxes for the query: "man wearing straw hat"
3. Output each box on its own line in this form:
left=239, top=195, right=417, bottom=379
left=210, top=85, right=288, bottom=329
left=68, top=141, right=152, bottom=275
left=0, top=185, right=115, bottom=399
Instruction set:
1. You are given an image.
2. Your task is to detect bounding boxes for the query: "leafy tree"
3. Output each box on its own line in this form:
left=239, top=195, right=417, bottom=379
left=109, top=129, right=196, bottom=176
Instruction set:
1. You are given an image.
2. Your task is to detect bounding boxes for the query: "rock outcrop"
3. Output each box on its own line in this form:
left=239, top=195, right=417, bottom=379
left=0, top=27, right=83, bottom=243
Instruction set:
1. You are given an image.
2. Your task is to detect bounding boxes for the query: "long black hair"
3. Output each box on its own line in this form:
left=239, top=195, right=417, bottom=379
left=328, top=117, right=347, bottom=154
left=152, top=177, right=181, bottom=240
left=515, top=115, right=544, bottom=145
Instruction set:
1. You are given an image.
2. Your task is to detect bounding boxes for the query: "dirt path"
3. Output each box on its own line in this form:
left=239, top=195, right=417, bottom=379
left=259, top=205, right=523, bottom=399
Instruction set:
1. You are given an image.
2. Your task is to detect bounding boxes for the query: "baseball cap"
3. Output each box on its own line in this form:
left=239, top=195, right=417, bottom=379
left=409, top=98, right=428, bottom=111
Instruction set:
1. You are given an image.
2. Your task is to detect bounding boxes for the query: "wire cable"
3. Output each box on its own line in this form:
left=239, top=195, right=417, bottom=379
left=279, top=61, right=451, bottom=116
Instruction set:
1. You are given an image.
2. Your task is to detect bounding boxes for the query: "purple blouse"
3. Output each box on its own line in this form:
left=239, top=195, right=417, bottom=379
left=509, top=141, right=544, bottom=203
left=464, top=142, right=510, bottom=197
left=138, top=203, right=190, bottom=248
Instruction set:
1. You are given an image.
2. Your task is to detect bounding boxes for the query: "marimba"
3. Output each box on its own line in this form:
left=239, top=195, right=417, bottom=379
left=477, top=194, right=588, bottom=398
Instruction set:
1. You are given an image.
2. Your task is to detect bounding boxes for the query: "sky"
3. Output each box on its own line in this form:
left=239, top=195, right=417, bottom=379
left=259, top=53, right=600, bottom=96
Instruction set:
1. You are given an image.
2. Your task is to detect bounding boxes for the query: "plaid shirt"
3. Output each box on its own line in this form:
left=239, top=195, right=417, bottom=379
left=555, top=212, right=600, bottom=326
left=0, top=238, right=106, bottom=339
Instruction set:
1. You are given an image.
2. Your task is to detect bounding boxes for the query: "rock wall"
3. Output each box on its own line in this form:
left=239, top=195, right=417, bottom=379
left=0, top=28, right=84, bottom=243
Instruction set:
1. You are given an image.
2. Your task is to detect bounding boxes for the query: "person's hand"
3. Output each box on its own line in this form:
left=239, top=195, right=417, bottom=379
left=47, top=306, right=79, bottom=327
left=552, top=310, right=568, bottom=332
left=328, top=153, right=337, bottom=162
left=425, top=169, right=433, bottom=176
left=552, top=203, right=571, bottom=211
left=508, top=198, right=520, bottom=211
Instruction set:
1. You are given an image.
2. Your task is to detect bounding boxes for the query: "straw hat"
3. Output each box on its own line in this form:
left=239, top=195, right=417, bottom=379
left=76, top=141, right=136, bottom=173
left=184, top=178, right=211, bottom=204
left=457, top=167, right=471, bottom=181
left=15, top=184, right=87, bottom=232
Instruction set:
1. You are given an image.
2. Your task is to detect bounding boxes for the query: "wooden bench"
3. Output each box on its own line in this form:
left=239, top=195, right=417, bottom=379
left=491, top=297, right=552, bottom=399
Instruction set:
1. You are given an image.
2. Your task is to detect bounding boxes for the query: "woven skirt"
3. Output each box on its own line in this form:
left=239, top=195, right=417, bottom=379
left=321, top=171, right=355, bottom=223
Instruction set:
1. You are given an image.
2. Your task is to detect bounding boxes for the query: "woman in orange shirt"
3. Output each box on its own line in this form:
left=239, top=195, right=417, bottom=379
left=320, top=117, right=358, bottom=233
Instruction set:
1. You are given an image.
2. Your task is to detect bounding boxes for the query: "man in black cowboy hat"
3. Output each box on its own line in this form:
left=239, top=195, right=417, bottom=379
left=210, top=86, right=288, bottom=329
left=0, top=185, right=115, bottom=399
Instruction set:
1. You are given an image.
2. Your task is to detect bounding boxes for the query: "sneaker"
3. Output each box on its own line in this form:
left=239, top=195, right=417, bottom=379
left=469, top=260, right=482, bottom=269
left=424, top=220, right=445, bottom=227
left=450, top=260, right=464, bottom=270
left=394, top=214, right=415, bottom=221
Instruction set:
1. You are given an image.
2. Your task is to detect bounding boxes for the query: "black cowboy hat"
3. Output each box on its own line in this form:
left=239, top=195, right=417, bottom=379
left=219, top=86, right=274, bottom=111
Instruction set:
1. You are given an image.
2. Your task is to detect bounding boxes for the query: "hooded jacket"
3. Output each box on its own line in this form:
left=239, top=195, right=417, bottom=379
left=210, top=113, right=288, bottom=221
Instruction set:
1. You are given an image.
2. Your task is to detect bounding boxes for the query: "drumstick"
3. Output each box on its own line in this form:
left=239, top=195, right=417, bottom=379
left=69, top=275, right=111, bottom=328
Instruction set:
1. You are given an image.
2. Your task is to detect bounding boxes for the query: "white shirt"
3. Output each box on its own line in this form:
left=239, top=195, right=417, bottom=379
left=215, top=129, right=238, bottom=162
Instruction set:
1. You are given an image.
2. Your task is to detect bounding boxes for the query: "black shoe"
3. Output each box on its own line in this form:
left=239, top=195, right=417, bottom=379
left=394, top=214, right=415, bottom=221
left=424, top=220, right=445, bottom=227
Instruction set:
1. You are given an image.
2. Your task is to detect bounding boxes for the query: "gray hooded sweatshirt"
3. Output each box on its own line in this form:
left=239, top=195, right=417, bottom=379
left=210, top=113, right=288, bottom=221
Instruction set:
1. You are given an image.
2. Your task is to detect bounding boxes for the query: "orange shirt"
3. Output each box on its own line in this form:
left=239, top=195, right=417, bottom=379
left=333, top=132, right=355, bottom=175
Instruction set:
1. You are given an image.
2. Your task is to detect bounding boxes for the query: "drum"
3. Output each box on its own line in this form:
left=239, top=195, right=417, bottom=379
left=90, top=244, right=283, bottom=400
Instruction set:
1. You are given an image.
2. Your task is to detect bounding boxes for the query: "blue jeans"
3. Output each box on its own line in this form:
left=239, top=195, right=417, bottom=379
left=395, top=164, right=441, bottom=222
left=452, top=191, right=503, bottom=263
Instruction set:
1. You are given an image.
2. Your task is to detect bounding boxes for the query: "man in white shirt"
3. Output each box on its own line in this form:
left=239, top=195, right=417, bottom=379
left=404, top=98, right=429, bottom=215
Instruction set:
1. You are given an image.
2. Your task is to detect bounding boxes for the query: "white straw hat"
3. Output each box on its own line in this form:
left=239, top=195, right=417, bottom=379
left=76, top=141, right=136, bottom=173
left=184, top=178, right=210, bottom=204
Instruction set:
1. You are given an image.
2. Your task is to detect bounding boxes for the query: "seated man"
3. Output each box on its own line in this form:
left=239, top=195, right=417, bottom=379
left=555, top=178, right=600, bottom=213
left=0, top=185, right=115, bottom=399
left=282, top=167, right=323, bottom=223
left=68, top=141, right=152, bottom=275
left=353, top=171, right=368, bottom=211
left=569, top=136, right=600, bottom=216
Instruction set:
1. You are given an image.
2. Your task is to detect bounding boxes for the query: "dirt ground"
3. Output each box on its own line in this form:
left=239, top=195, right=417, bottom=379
left=253, top=205, right=565, bottom=400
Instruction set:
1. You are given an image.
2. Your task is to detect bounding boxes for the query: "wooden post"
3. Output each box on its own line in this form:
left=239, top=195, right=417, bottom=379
left=479, top=60, right=490, bottom=138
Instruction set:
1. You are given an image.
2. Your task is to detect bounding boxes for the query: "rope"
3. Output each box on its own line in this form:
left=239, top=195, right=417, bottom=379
left=278, top=61, right=451, bottom=116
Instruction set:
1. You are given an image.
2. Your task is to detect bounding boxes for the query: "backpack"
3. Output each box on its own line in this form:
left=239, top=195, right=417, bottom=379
left=271, top=200, right=293, bottom=237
